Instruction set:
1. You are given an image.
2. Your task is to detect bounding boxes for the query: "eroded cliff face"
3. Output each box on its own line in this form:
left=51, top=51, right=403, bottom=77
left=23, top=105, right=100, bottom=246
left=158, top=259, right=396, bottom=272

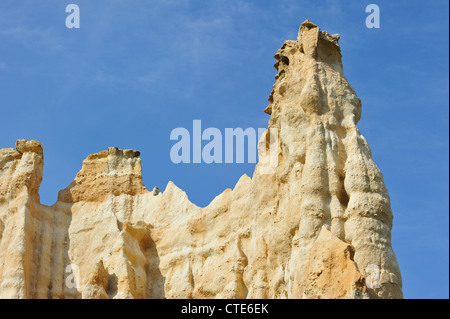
left=0, top=21, right=402, bottom=299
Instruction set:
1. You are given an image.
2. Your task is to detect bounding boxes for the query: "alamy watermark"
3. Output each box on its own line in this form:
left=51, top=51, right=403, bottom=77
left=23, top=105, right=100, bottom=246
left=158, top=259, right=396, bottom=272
left=366, top=4, right=380, bottom=29
left=65, top=4, right=379, bottom=30
left=66, top=4, right=80, bottom=29
left=365, top=264, right=381, bottom=289
left=169, top=120, right=279, bottom=174
left=65, top=263, right=81, bottom=289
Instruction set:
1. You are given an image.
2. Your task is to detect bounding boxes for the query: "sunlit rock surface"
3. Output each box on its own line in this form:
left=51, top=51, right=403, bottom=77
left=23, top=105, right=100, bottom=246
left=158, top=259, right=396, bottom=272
left=0, top=21, right=402, bottom=299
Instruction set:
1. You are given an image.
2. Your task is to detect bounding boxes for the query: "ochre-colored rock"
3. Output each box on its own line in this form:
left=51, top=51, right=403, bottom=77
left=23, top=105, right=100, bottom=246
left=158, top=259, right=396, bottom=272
left=81, top=260, right=109, bottom=299
left=298, top=226, right=368, bottom=299
left=0, top=21, right=402, bottom=299
left=57, top=147, right=147, bottom=203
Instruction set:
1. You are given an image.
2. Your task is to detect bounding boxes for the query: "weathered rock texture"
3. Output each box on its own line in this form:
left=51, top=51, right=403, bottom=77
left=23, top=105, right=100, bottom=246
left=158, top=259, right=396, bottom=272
left=0, top=21, right=402, bottom=299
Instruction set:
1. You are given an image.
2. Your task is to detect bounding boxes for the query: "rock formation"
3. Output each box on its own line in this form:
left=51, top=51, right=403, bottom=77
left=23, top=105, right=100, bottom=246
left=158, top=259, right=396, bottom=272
left=0, top=21, right=402, bottom=299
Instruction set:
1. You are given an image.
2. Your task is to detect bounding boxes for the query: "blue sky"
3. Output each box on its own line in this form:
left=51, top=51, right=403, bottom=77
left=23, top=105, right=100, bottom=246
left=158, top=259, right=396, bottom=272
left=0, top=0, right=448, bottom=298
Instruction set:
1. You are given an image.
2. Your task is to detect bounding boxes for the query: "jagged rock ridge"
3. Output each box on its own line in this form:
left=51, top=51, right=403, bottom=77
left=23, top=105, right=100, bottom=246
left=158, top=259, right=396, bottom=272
left=0, top=21, right=402, bottom=299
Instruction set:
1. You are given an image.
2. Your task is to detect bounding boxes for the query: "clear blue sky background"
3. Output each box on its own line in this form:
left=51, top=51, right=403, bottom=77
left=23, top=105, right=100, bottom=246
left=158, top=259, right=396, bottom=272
left=0, top=0, right=448, bottom=298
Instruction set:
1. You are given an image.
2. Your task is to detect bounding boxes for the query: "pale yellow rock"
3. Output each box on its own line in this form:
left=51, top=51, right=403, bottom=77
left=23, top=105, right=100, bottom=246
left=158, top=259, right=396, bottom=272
left=82, top=260, right=109, bottom=299
left=297, top=226, right=368, bottom=299
left=0, top=21, right=402, bottom=299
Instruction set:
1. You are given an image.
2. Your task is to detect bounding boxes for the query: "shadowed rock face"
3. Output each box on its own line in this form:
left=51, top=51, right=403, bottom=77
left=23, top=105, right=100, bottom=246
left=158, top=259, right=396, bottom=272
left=0, top=21, right=402, bottom=299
